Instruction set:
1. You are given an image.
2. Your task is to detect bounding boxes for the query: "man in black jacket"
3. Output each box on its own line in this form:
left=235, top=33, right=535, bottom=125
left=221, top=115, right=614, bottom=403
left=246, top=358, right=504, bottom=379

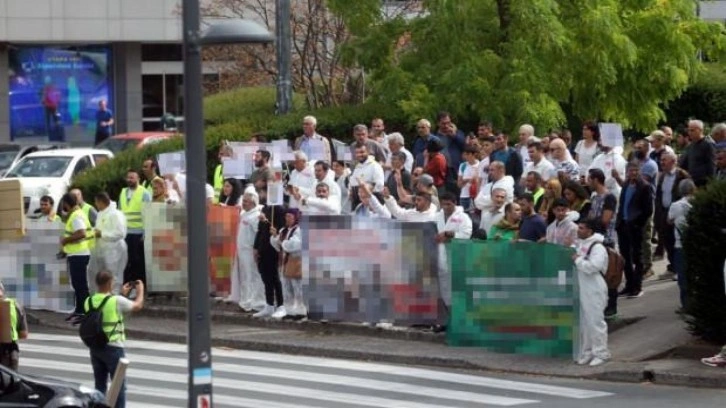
left=682, top=119, right=715, bottom=187
left=616, top=161, right=654, bottom=298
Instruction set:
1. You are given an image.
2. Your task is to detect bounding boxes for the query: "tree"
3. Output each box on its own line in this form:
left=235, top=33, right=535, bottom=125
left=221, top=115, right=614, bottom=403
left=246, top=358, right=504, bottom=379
left=200, top=0, right=421, bottom=108
left=333, top=0, right=726, bottom=133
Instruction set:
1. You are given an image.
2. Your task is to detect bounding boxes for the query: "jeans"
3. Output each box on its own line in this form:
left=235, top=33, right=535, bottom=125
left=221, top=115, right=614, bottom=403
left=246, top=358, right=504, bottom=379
left=90, top=345, right=126, bottom=408
left=674, top=248, right=687, bottom=308
left=618, top=222, right=645, bottom=293
left=68, top=255, right=90, bottom=315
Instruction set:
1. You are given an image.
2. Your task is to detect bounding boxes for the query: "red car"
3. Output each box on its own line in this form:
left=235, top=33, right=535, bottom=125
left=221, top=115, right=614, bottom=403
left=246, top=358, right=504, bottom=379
left=94, top=132, right=178, bottom=155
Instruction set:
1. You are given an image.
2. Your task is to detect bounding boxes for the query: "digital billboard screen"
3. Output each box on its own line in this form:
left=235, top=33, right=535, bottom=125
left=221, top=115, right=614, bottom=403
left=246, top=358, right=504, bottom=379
left=8, top=45, right=112, bottom=145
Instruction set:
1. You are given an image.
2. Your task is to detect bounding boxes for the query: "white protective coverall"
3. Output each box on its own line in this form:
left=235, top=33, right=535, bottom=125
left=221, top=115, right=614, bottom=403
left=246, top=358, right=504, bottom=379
left=271, top=226, right=306, bottom=316
left=435, top=206, right=473, bottom=307
left=574, top=232, right=612, bottom=363
left=88, top=201, right=128, bottom=292
left=233, top=200, right=267, bottom=312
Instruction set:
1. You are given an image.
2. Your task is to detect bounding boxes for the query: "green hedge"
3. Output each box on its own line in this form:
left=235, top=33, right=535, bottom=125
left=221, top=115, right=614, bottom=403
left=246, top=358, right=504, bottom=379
left=683, top=179, right=726, bottom=343
left=664, top=62, right=726, bottom=128
left=73, top=87, right=414, bottom=200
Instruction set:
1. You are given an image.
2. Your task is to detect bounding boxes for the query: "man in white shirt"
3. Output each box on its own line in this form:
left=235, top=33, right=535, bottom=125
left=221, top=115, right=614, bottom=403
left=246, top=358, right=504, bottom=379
left=516, top=124, right=535, bottom=165
left=349, top=142, right=385, bottom=209
left=385, top=132, right=414, bottom=176
left=434, top=192, right=473, bottom=308
left=474, top=161, right=515, bottom=212
left=286, top=150, right=317, bottom=209
left=523, top=140, right=555, bottom=182
left=382, top=188, right=437, bottom=222
left=479, top=187, right=507, bottom=237
left=295, top=182, right=342, bottom=215
left=89, top=192, right=128, bottom=293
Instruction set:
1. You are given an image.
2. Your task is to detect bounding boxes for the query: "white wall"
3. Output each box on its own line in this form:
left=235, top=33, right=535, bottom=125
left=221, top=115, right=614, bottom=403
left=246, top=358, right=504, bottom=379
left=0, top=0, right=182, bottom=42
left=701, top=1, right=726, bottom=21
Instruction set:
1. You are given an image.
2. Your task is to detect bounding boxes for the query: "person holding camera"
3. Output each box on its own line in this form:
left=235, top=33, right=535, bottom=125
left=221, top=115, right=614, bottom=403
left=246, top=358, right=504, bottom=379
left=85, top=271, right=145, bottom=408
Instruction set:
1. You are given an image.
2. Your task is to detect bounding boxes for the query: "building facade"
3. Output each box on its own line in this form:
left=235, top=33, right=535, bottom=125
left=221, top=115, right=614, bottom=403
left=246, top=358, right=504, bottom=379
left=0, top=0, right=221, bottom=145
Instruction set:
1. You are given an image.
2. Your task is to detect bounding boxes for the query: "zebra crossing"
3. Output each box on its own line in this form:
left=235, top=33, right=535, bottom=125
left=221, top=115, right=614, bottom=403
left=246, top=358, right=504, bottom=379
left=18, top=333, right=613, bottom=408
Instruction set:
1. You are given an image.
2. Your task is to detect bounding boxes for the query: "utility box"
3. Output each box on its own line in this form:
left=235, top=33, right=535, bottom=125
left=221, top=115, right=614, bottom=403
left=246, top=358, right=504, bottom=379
left=0, top=179, right=25, bottom=240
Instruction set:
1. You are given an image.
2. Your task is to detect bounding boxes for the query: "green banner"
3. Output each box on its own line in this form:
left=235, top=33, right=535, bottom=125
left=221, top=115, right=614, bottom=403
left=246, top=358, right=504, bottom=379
left=447, top=240, right=579, bottom=358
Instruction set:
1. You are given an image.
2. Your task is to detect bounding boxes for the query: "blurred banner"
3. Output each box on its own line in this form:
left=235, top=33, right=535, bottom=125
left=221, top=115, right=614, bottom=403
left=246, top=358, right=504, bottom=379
left=301, top=215, right=442, bottom=325
left=0, top=223, right=74, bottom=312
left=446, top=241, right=579, bottom=358
left=143, top=203, right=239, bottom=294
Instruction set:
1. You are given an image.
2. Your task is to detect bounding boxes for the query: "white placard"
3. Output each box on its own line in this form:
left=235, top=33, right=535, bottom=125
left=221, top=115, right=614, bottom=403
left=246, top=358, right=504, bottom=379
left=266, top=170, right=285, bottom=206
left=308, top=139, right=327, bottom=161
left=334, top=144, right=353, bottom=162
left=158, top=151, right=186, bottom=175
left=599, top=123, right=624, bottom=149
left=222, top=157, right=253, bottom=179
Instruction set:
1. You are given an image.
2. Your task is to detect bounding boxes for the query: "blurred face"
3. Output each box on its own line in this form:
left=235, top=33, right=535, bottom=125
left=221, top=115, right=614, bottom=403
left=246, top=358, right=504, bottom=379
left=314, top=164, right=326, bottom=181
left=94, top=198, right=106, bottom=211
left=438, top=116, right=453, bottom=135
left=285, top=213, right=297, bottom=227
left=519, top=199, right=532, bottom=214
left=489, top=165, right=503, bottom=181
left=508, top=203, right=522, bottom=222
left=676, top=133, right=688, bottom=148
left=391, top=155, right=403, bottom=169
left=583, top=126, right=593, bottom=140
left=414, top=195, right=430, bottom=212
left=528, top=146, right=541, bottom=162
left=303, top=120, right=315, bottom=136
left=152, top=181, right=165, bottom=197
left=40, top=200, right=53, bottom=215
left=254, top=151, right=267, bottom=167
left=242, top=197, right=255, bottom=211
left=660, top=155, right=676, bottom=172
left=332, top=161, right=345, bottom=176
left=71, top=189, right=82, bottom=204
left=316, top=185, right=329, bottom=199
left=494, top=134, right=506, bottom=150
left=477, top=125, right=490, bottom=137
left=554, top=205, right=569, bottom=221
left=389, top=141, right=402, bottom=153
left=293, top=158, right=306, bottom=171
left=716, top=151, right=726, bottom=169
left=223, top=181, right=233, bottom=196
left=99, top=100, right=107, bottom=110
left=662, top=127, right=673, bottom=139
left=651, top=138, right=663, bottom=149
left=371, top=119, right=384, bottom=133
left=142, top=160, right=155, bottom=177
left=577, top=223, right=592, bottom=239
left=126, top=172, right=139, bottom=188
left=563, top=188, right=576, bottom=204
left=492, top=190, right=506, bottom=208
left=687, top=123, right=703, bottom=141
left=440, top=200, right=456, bottom=216
left=627, top=166, right=640, bottom=182
left=525, top=174, right=539, bottom=192
left=358, top=186, right=370, bottom=201
left=481, top=141, right=493, bottom=156
left=549, top=143, right=565, bottom=160
left=518, top=129, right=530, bottom=144
left=562, top=132, right=572, bottom=145
left=355, top=146, right=368, bottom=162
left=417, top=122, right=430, bottom=136
left=635, top=141, right=648, bottom=156
left=354, top=129, right=368, bottom=143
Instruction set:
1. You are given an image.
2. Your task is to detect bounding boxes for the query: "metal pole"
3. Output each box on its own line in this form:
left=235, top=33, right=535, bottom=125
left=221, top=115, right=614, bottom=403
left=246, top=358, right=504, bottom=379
left=276, top=0, right=293, bottom=114
left=182, top=0, right=213, bottom=406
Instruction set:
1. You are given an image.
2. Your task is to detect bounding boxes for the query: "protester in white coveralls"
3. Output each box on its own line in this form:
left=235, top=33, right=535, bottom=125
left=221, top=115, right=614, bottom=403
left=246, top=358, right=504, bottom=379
left=227, top=189, right=267, bottom=311
left=573, top=218, right=611, bottom=367
left=434, top=192, right=473, bottom=307
left=270, top=208, right=305, bottom=319
left=88, top=192, right=127, bottom=293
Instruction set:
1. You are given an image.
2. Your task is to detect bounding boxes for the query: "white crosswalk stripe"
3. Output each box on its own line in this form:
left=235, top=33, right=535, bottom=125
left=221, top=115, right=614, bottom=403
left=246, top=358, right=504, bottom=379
left=17, top=333, right=613, bottom=408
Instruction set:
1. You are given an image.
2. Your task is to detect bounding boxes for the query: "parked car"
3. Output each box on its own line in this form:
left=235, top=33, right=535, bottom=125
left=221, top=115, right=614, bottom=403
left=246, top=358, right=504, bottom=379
left=3, top=148, right=114, bottom=217
left=0, top=143, right=68, bottom=177
left=94, top=132, right=177, bottom=155
left=0, top=363, right=107, bottom=407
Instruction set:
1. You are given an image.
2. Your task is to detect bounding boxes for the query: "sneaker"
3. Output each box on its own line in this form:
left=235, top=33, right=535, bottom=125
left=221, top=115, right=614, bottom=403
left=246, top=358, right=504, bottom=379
left=618, top=289, right=632, bottom=298
left=589, top=357, right=607, bottom=367
left=238, top=301, right=252, bottom=312
left=604, top=309, right=618, bottom=320
left=252, top=305, right=275, bottom=318
left=576, top=355, right=593, bottom=365
left=271, top=306, right=287, bottom=319
left=628, top=290, right=644, bottom=299
left=701, top=354, right=726, bottom=368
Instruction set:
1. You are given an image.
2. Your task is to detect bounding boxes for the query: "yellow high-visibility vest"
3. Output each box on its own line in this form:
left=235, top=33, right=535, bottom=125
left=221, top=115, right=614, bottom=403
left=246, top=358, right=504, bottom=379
left=63, top=208, right=90, bottom=254
left=119, top=187, right=145, bottom=230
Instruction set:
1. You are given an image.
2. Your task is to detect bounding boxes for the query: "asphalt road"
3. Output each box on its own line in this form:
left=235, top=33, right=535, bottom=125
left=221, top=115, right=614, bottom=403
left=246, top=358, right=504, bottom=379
left=16, top=330, right=726, bottom=408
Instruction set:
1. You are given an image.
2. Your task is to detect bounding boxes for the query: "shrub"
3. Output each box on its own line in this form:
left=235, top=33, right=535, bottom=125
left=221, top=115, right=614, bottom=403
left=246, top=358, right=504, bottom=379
left=664, top=62, right=726, bottom=127
left=683, top=179, right=726, bottom=343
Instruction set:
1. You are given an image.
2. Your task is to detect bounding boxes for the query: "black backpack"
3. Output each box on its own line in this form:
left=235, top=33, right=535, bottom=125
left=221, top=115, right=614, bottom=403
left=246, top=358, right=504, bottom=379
left=79, top=295, right=115, bottom=349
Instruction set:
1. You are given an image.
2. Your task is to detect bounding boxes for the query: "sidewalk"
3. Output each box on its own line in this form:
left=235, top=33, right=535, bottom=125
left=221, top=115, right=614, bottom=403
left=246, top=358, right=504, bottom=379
left=28, top=262, right=726, bottom=389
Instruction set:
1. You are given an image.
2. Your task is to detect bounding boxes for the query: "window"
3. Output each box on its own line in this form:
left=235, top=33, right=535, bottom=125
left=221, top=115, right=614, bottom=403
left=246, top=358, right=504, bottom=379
left=72, top=156, right=93, bottom=177
left=93, top=154, right=111, bottom=166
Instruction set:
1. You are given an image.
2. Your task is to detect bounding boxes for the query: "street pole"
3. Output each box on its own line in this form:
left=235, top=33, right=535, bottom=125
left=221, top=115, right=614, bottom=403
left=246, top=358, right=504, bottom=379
left=276, top=0, right=293, bottom=114
left=182, top=0, right=213, bottom=406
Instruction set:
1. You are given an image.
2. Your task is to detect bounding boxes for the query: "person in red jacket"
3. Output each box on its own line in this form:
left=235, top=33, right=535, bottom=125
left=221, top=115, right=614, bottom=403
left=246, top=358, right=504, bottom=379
left=424, top=138, right=448, bottom=196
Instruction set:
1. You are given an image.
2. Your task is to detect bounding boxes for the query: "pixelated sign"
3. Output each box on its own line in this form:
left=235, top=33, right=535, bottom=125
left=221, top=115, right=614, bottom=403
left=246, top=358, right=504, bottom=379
left=0, top=223, right=74, bottom=312
left=446, top=240, right=579, bottom=358
left=143, top=203, right=239, bottom=294
left=301, top=215, right=442, bottom=325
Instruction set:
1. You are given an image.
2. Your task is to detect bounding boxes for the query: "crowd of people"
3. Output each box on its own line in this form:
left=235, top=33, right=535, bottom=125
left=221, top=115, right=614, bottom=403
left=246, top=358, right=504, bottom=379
left=20, top=114, right=726, bottom=372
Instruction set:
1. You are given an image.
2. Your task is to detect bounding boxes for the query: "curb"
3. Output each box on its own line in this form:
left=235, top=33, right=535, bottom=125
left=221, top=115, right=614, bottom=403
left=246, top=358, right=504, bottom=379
left=29, top=312, right=726, bottom=390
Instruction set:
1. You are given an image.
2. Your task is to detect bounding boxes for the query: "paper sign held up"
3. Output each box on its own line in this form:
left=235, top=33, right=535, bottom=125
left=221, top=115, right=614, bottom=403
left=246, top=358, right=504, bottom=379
left=599, top=123, right=624, bottom=149
left=158, top=151, right=186, bottom=175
